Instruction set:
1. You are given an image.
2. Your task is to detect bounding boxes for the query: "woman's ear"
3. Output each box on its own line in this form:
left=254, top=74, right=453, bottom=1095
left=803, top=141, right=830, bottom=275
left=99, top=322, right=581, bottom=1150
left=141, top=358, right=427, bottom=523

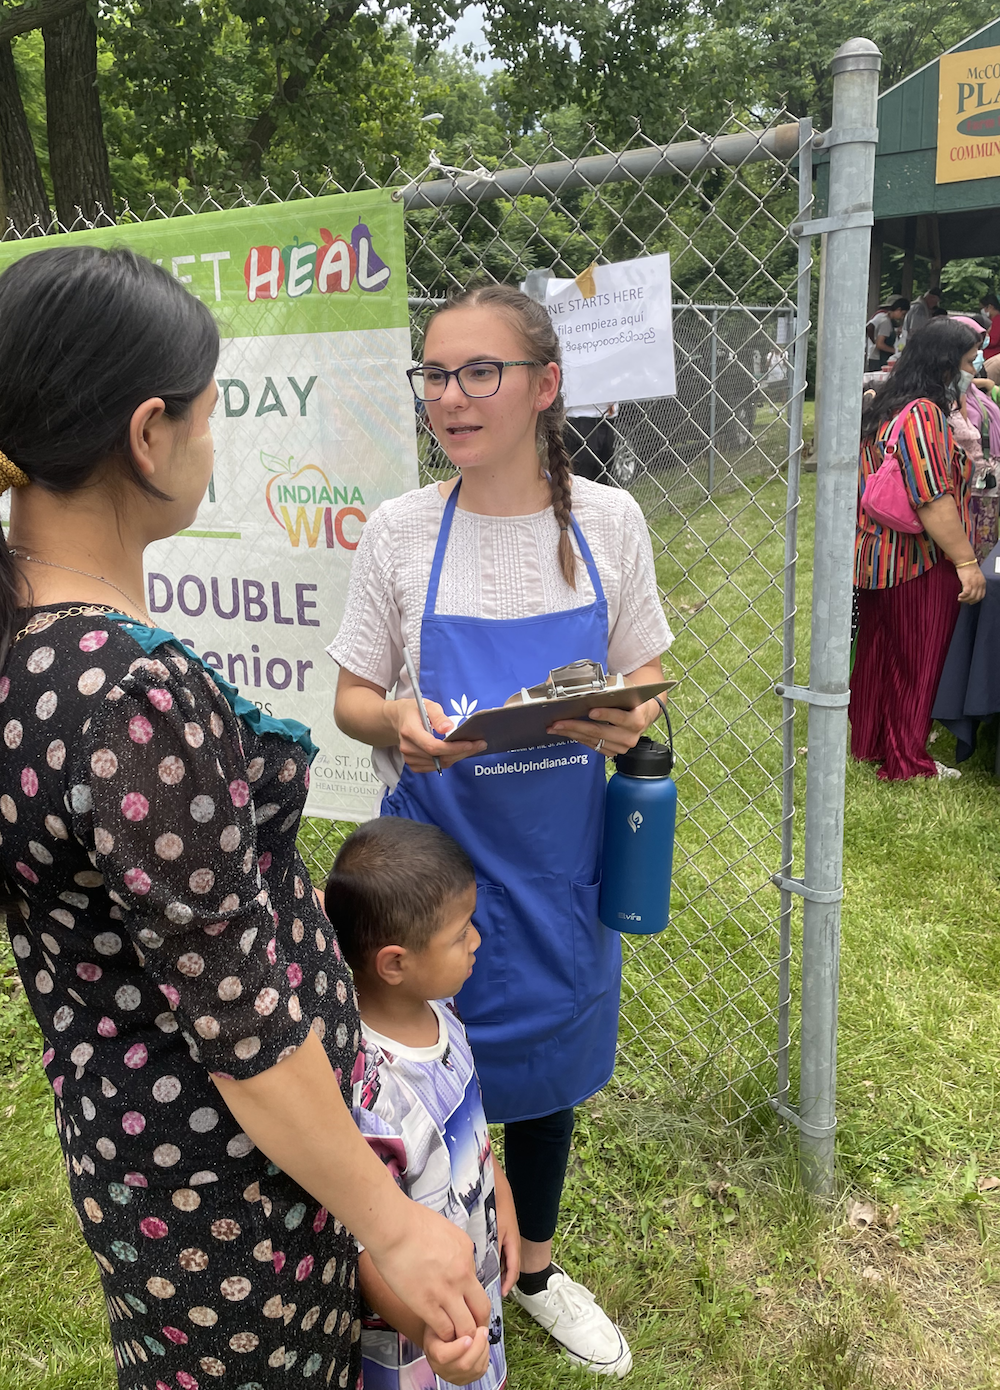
left=128, top=397, right=168, bottom=483
left=535, top=362, right=560, bottom=413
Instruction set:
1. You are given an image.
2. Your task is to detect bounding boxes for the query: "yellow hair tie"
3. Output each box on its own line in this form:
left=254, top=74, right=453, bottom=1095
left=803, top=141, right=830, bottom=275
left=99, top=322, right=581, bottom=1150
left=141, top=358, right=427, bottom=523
left=0, top=449, right=29, bottom=494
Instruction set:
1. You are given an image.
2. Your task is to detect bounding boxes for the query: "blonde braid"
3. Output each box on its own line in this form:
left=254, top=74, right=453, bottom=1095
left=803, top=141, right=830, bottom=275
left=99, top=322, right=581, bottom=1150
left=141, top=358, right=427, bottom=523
left=542, top=409, right=577, bottom=589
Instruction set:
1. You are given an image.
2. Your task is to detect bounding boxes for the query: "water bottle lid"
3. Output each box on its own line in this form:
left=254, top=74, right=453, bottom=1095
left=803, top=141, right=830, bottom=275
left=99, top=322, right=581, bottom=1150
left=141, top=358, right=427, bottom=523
left=614, top=734, right=674, bottom=778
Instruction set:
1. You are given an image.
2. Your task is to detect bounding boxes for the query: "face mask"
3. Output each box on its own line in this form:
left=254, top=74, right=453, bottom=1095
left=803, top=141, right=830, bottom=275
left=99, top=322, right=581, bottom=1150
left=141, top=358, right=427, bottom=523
left=974, top=351, right=985, bottom=373
left=949, top=369, right=975, bottom=402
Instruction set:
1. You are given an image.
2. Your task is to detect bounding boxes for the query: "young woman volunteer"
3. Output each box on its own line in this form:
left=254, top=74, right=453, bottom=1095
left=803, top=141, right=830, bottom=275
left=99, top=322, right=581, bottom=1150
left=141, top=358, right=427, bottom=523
left=0, top=246, right=489, bottom=1390
left=330, top=283, right=673, bottom=1378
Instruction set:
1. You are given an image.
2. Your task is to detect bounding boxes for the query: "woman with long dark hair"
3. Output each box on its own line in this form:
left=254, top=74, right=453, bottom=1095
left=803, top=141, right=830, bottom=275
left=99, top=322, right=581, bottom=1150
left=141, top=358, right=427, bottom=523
left=0, top=246, right=488, bottom=1388
left=851, top=316, right=986, bottom=780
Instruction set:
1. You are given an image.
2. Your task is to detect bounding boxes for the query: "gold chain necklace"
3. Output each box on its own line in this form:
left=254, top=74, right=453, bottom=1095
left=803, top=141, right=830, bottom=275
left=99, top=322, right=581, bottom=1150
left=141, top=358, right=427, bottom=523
left=10, top=550, right=150, bottom=622
left=12, top=604, right=121, bottom=645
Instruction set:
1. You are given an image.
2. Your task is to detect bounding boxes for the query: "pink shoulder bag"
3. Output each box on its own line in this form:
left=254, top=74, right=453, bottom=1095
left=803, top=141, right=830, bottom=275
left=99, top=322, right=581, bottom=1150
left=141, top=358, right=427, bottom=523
left=860, top=401, right=926, bottom=535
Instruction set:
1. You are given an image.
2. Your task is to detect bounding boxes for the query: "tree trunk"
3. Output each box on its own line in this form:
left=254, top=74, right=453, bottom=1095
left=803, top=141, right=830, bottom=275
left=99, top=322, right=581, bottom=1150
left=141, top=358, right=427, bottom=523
left=44, top=4, right=113, bottom=225
left=0, top=39, right=50, bottom=231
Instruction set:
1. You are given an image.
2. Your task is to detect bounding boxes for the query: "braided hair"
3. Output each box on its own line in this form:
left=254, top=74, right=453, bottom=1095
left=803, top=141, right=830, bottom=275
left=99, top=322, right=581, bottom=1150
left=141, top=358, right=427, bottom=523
left=426, top=283, right=578, bottom=588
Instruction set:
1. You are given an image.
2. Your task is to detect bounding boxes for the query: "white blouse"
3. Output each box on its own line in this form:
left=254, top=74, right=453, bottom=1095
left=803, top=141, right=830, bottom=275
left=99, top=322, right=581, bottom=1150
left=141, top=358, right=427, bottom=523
left=327, top=475, right=673, bottom=789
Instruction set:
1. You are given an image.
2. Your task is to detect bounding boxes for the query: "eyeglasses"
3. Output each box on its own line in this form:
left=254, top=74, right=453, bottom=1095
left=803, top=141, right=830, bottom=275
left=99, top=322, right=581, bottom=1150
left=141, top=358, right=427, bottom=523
left=406, top=360, right=542, bottom=402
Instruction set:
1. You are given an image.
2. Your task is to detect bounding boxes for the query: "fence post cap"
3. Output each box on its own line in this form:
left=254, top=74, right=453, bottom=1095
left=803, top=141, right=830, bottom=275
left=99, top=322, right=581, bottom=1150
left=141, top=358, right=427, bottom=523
left=830, top=38, right=882, bottom=75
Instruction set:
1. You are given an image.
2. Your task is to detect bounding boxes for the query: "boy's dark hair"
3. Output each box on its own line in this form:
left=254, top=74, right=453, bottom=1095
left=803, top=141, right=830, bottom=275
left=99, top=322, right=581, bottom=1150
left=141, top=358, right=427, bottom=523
left=981, top=293, right=1000, bottom=311
left=326, top=818, right=475, bottom=971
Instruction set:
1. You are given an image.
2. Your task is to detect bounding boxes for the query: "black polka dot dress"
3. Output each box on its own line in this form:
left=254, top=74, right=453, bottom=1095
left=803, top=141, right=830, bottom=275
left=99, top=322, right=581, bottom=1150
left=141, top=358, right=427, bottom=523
left=0, top=608, right=362, bottom=1389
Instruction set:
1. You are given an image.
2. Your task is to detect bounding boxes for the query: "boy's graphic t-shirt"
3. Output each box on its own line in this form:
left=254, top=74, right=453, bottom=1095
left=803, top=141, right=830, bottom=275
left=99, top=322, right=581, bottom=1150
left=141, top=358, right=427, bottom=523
left=352, top=999, right=506, bottom=1390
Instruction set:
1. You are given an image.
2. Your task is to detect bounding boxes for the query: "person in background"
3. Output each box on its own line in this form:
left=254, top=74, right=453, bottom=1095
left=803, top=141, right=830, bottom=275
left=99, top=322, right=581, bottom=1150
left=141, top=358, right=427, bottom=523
left=564, top=403, right=618, bottom=485
left=865, top=296, right=909, bottom=371
left=949, top=316, right=1000, bottom=560
left=902, top=286, right=942, bottom=342
left=981, top=293, right=1000, bottom=386
left=851, top=317, right=985, bottom=782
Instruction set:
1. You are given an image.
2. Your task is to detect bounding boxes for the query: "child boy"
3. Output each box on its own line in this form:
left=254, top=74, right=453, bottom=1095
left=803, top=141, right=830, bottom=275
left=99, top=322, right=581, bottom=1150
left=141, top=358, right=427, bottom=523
left=325, top=817, right=519, bottom=1390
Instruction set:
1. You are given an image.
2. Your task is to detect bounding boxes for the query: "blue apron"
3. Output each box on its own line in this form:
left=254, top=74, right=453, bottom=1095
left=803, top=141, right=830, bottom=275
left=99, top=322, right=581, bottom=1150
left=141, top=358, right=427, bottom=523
left=382, top=484, right=622, bottom=1123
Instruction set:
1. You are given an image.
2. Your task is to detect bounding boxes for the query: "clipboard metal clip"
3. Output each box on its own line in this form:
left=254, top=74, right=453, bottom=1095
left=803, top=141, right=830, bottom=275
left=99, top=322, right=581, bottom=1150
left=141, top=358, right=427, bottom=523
left=507, top=659, right=626, bottom=707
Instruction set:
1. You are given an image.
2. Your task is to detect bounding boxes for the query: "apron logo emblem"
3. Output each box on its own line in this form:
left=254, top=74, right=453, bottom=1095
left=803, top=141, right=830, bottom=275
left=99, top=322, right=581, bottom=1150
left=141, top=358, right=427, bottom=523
left=449, top=694, right=478, bottom=725
left=628, top=811, right=643, bottom=834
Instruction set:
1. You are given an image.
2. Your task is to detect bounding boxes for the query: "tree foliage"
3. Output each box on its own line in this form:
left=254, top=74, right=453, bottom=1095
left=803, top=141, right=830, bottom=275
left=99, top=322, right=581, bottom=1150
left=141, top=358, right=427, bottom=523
left=0, top=0, right=995, bottom=246
left=1, top=1, right=496, bottom=224
left=484, top=0, right=695, bottom=145
left=475, top=0, right=1000, bottom=141
left=685, top=0, right=1000, bottom=127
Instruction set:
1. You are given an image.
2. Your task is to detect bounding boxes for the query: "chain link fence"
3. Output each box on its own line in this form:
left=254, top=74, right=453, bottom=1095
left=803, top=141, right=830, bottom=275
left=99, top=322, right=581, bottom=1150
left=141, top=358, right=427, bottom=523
left=307, top=113, right=811, bottom=1126
left=403, top=115, right=811, bottom=1124
left=3, top=112, right=814, bottom=1129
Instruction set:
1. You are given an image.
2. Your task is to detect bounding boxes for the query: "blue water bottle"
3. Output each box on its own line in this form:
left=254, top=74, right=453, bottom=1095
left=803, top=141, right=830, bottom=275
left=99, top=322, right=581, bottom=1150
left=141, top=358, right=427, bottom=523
left=599, top=728, right=677, bottom=935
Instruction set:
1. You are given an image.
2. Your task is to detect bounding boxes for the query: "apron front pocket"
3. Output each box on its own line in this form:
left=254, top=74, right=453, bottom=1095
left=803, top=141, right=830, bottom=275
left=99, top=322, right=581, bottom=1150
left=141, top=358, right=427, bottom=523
left=570, top=878, right=617, bottom=1019
left=458, top=882, right=508, bottom=1025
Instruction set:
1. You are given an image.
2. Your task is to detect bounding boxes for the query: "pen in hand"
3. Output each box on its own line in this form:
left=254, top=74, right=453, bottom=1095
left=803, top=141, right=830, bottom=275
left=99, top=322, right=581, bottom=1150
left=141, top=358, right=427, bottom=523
left=402, top=645, right=443, bottom=776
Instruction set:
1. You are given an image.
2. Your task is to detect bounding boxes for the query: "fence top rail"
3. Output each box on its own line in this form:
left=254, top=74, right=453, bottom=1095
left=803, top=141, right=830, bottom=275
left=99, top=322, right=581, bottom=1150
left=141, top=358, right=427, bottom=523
left=397, top=122, right=803, bottom=211
left=407, top=296, right=797, bottom=313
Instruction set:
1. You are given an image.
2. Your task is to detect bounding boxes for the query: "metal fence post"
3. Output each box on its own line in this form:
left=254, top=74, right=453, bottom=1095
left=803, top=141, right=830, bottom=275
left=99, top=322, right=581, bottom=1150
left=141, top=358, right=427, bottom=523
left=775, top=117, right=814, bottom=1113
left=796, top=39, right=881, bottom=1194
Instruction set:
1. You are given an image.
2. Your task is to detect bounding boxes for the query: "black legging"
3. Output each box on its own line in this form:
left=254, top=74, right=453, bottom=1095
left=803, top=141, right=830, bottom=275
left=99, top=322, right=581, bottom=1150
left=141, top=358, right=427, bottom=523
left=503, top=1108, right=575, bottom=1243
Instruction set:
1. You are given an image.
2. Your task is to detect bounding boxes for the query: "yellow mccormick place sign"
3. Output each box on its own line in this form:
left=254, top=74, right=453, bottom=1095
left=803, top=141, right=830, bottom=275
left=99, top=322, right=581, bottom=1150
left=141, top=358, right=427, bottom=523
left=936, top=43, right=1000, bottom=184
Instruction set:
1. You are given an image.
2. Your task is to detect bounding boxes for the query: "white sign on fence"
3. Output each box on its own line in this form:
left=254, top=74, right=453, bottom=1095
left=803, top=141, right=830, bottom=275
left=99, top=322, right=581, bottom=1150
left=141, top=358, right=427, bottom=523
left=543, top=253, right=676, bottom=408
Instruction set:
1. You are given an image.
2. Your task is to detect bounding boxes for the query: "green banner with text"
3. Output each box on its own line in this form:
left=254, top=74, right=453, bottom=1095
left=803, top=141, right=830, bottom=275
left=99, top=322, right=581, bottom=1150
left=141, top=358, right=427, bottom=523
left=0, top=191, right=418, bottom=821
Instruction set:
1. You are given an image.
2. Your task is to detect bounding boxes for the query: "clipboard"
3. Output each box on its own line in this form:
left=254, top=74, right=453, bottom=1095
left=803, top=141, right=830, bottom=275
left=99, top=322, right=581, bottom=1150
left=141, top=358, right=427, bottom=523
left=442, top=660, right=676, bottom=756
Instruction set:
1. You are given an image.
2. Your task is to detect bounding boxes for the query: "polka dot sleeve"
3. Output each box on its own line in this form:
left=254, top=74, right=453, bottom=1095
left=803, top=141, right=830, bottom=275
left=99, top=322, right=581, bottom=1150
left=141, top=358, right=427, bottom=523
left=68, top=649, right=313, bottom=1080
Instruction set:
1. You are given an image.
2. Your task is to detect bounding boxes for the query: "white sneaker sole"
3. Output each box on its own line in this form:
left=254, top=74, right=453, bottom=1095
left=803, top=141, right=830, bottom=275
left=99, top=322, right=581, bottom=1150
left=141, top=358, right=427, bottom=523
left=562, top=1341, right=633, bottom=1378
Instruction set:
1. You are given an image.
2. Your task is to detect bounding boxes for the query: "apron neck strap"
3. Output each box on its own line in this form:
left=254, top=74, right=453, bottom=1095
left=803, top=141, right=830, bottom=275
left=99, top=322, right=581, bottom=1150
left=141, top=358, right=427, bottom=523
left=424, top=481, right=462, bottom=616
left=423, top=476, right=607, bottom=617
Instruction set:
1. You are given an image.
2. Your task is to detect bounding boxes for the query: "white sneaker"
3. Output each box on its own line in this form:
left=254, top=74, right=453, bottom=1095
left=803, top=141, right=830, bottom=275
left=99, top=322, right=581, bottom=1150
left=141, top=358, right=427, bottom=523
left=511, top=1265, right=632, bottom=1377
left=934, top=760, right=962, bottom=780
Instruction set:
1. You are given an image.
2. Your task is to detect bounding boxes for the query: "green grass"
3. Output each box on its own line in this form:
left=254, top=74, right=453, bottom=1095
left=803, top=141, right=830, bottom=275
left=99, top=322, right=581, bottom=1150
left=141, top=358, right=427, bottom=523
left=6, top=445, right=1000, bottom=1387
